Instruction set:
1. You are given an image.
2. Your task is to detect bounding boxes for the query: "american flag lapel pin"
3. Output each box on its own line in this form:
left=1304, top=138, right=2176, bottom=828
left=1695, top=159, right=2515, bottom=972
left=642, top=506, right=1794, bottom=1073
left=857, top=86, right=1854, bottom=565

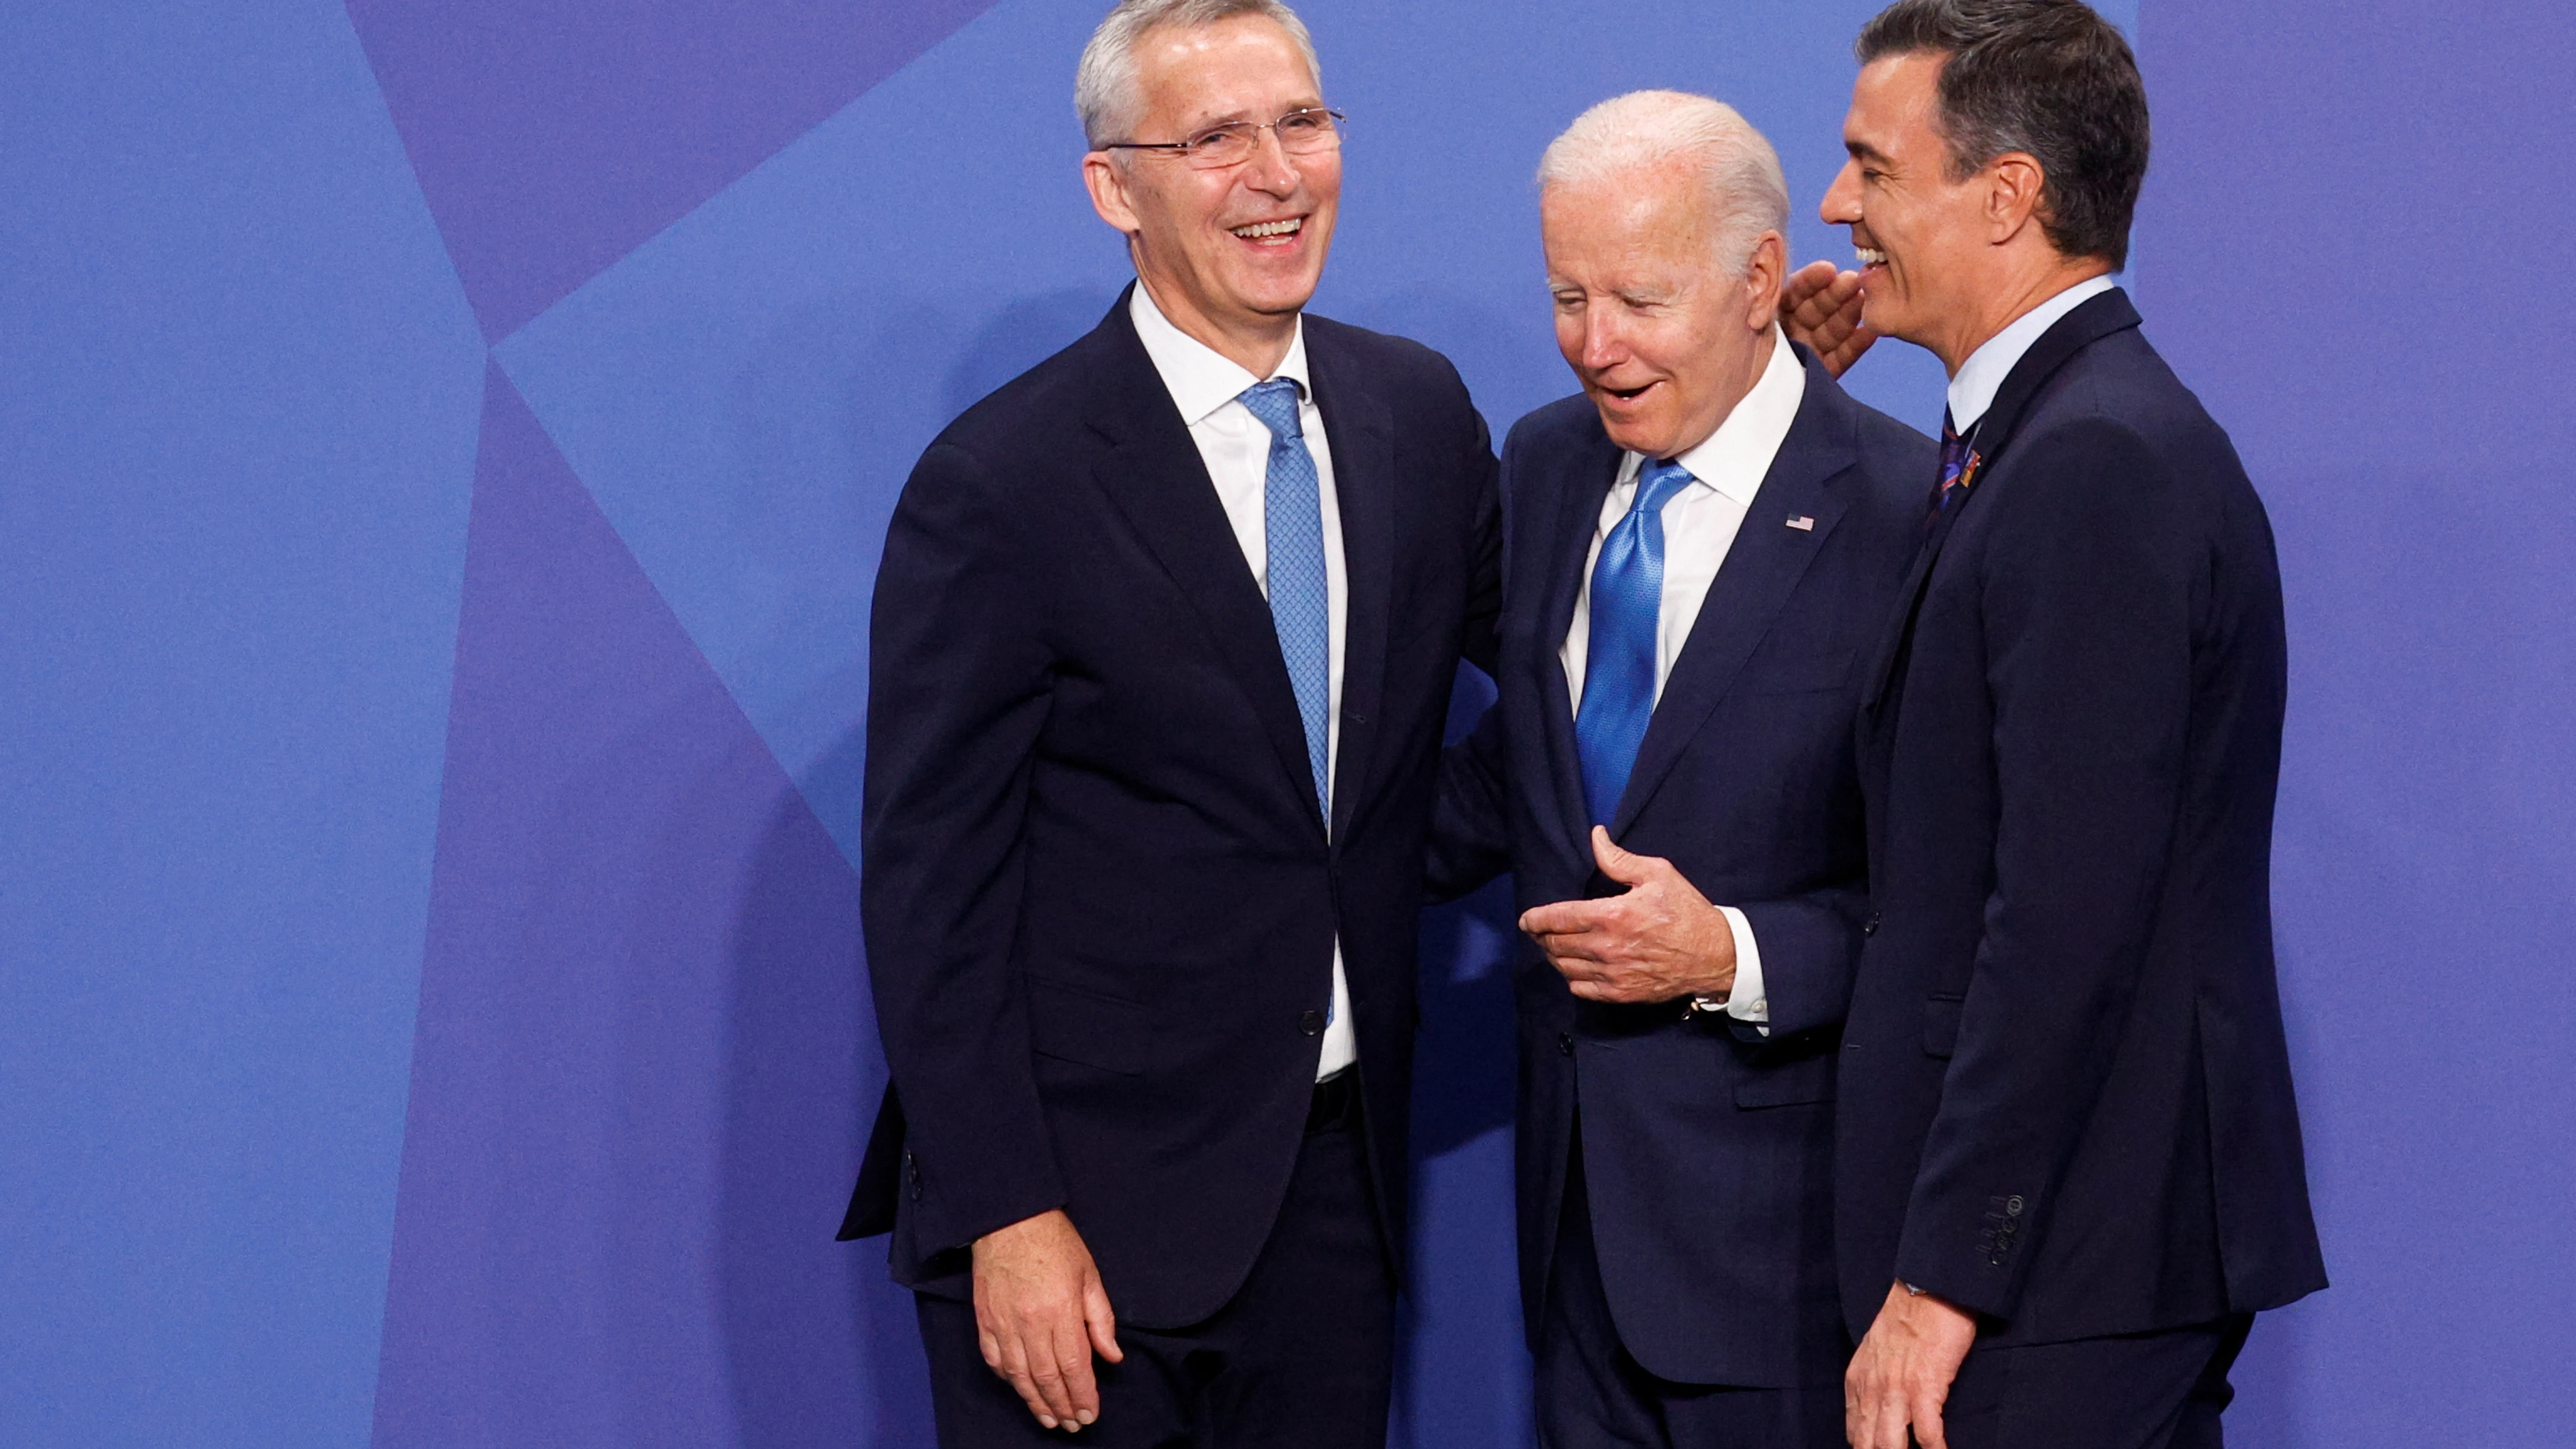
left=1786, top=515, right=1815, bottom=531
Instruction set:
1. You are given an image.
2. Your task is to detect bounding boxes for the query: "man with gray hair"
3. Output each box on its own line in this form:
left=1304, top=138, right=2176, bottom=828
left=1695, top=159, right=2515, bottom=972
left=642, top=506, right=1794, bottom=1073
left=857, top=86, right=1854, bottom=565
left=1429, top=90, right=1930, bottom=1447
left=843, top=0, right=1501, bottom=1443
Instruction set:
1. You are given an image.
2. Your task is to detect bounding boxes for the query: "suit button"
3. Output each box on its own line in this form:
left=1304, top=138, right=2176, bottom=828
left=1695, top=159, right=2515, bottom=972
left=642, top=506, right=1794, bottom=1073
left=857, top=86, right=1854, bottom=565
left=1863, top=910, right=1881, bottom=937
left=1299, top=1010, right=1325, bottom=1036
left=1559, top=1032, right=1575, bottom=1057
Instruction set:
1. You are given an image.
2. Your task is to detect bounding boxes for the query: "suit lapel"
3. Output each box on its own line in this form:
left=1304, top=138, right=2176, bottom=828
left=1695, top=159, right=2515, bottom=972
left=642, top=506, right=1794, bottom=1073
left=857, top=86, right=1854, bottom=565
left=1860, top=287, right=2145, bottom=716
left=1081, top=294, right=1324, bottom=828
left=1305, top=330, right=1392, bottom=843
left=1610, top=354, right=1855, bottom=835
left=1536, top=426, right=1625, bottom=856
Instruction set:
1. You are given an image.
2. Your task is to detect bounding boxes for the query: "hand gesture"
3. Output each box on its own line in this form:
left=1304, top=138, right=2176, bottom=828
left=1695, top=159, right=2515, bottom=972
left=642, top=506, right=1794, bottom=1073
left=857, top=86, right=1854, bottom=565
left=1779, top=259, right=1878, bottom=378
left=1517, top=827, right=1738, bottom=1005
left=972, top=1208, right=1125, bottom=1432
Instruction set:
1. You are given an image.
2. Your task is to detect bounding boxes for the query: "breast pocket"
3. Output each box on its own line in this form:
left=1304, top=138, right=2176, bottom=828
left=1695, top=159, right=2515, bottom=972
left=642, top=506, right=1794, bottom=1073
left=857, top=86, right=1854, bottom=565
left=1738, top=649, right=1858, bottom=697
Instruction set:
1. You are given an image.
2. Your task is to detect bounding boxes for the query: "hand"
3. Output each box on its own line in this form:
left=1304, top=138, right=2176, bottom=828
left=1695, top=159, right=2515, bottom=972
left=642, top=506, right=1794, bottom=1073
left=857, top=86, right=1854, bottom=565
left=972, top=1208, right=1124, bottom=1432
left=1779, top=259, right=1879, bottom=378
left=1845, top=1280, right=1978, bottom=1449
left=1518, top=827, right=1737, bottom=1005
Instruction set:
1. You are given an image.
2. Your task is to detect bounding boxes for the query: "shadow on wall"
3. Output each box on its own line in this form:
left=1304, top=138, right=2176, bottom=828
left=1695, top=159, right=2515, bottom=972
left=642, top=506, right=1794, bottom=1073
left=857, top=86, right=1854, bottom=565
left=718, top=776, right=934, bottom=1447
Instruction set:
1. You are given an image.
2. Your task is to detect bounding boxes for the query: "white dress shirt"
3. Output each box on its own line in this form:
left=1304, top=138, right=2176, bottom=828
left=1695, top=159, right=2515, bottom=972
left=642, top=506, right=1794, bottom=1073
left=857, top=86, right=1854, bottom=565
left=1129, top=283, right=1357, bottom=1079
left=1945, top=274, right=2117, bottom=432
left=1561, top=326, right=1806, bottom=1028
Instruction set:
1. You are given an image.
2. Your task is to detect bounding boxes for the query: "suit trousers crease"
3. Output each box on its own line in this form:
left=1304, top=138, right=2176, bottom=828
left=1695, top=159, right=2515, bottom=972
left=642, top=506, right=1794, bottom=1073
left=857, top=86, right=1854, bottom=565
left=1536, top=1106, right=1844, bottom=1449
left=917, top=1076, right=1395, bottom=1449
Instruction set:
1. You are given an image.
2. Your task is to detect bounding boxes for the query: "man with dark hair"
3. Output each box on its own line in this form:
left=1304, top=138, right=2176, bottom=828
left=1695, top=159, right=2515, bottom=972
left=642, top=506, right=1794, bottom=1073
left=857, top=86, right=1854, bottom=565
left=1818, top=2, right=2326, bottom=1446
left=844, top=1, right=1498, bottom=1443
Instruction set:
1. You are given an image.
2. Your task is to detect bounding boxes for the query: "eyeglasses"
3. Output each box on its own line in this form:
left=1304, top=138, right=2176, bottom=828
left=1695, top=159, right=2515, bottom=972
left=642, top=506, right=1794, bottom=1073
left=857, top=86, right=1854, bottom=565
left=1102, top=108, right=1346, bottom=170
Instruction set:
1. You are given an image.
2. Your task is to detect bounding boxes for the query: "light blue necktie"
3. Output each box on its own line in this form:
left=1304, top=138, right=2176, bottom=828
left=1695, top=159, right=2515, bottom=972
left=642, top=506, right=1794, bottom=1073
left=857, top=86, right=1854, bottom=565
left=1575, top=458, right=1696, bottom=827
left=1238, top=379, right=1331, bottom=816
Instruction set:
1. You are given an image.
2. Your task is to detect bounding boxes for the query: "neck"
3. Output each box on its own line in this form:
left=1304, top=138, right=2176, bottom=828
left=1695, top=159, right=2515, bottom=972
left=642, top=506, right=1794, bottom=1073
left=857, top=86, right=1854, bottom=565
left=1135, top=267, right=1300, bottom=378
left=1931, top=253, right=2114, bottom=377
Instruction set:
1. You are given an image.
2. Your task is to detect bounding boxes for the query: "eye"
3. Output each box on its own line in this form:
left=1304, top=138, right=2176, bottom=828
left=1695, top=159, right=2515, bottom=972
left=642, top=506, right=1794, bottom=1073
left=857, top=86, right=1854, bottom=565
left=1185, top=124, right=1252, bottom=159
left=1277, top=112, right=1323, bottom=137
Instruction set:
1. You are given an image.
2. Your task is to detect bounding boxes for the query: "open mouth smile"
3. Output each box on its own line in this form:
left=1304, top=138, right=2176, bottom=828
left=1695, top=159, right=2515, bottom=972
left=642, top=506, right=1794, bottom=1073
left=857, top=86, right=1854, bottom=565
left=1230, top=217, right=1304, bottom=245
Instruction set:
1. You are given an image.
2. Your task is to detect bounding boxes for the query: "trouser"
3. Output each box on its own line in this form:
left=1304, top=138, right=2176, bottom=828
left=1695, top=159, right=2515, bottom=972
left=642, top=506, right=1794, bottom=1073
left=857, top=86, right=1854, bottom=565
left=1534, top=1129, right=1844, bottom=1449
left=917, top=1071, right=1395, bottom=1448
left=1937, top=1311, right=2254, bottom=1449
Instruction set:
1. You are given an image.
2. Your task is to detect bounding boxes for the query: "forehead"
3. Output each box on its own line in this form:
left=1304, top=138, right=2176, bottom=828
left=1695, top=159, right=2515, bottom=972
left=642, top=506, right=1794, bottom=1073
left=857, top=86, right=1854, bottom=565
left=1541, top=170, right=1714, bottom=273
left=1131, top=15, right=1319, bottom=125
left=1847, top=51, right=1947, bottom=148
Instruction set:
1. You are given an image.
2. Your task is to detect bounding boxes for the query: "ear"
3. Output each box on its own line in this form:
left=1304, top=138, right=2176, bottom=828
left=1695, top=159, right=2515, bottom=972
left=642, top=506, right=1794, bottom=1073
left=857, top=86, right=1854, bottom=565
left=1083, top=150, right=1142, bottom=236
left=1984, top=151, right=2049, bottom=244
left=1742, top=230, right=1788, bottom=333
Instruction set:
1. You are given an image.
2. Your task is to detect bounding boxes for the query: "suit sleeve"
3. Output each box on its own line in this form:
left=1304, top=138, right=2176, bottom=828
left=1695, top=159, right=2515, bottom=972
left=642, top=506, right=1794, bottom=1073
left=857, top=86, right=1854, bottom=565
left=1893, top=418, right=2197, bottom=1318
left=1730, top=882, right=1866, bottom=1040
left=1422, top=393, right=1510, bottom=902
left=861, top=438, right=1066, bottom=1257
left=1425, top=702, right=1511, bottom=902
left=1458, top=405, right=1503, bottom=679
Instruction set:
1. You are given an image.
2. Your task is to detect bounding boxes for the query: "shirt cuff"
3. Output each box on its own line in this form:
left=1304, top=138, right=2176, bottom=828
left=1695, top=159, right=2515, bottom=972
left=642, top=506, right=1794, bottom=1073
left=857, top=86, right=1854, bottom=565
left=1717, top=905, right=1768, bottom=1036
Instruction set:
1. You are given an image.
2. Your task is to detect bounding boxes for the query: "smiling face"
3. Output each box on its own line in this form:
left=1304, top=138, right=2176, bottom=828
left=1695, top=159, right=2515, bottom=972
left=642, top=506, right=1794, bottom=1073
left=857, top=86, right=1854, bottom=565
left=1082, top=15, right=1337, bottom=367
left=1819, top=51, right=1997, bottom=368
left=1542, top=167, right=1783, bottom=460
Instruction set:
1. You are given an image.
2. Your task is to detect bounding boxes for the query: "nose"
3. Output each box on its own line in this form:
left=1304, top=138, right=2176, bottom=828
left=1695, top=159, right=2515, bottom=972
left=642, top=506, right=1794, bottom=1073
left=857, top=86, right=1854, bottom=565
left=1821, top=159, right=1862, bottom=226
left=1579, top=310, right=1628, bottom=374
left=1242, top=123, right=1301, bottom=194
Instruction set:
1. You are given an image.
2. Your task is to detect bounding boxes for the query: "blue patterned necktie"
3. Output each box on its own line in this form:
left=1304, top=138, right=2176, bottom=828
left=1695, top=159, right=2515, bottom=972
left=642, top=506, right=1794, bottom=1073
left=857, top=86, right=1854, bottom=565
left=1574, top=458, right=1697, bottom=828
left=1238, top=378, right=1332, bottom=817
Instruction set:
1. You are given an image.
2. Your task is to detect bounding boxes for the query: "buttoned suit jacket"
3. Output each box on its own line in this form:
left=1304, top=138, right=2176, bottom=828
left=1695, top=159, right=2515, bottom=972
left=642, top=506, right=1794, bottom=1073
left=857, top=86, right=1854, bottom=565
left=1429, top=347, right=1931, bottom=1387
left=1837, top=288, right=2327, bottom=1343
left=841, top=288, right=1501, bottom=1330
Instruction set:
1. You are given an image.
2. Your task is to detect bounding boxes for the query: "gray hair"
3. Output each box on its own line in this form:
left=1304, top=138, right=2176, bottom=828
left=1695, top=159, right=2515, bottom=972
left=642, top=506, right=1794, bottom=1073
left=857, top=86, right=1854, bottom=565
left=1536, top=90, right=1791, bottom=278
left=1075, top=0, right=1323, bottom=150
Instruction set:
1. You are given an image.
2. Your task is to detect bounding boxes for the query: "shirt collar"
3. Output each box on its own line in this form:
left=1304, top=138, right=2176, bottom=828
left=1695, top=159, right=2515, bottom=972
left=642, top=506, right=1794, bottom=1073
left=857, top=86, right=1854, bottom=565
left=1627, top=325, right=1807, bottom=506
left=1129, top=281, right=1310, bottom=426
left=1945, top=274, right=2117, bottom=433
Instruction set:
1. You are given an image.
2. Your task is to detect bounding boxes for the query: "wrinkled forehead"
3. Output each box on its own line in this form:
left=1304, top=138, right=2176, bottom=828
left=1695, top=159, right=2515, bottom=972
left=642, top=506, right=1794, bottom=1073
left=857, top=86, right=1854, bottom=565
left=1129, top=16, right=1321, bottom=131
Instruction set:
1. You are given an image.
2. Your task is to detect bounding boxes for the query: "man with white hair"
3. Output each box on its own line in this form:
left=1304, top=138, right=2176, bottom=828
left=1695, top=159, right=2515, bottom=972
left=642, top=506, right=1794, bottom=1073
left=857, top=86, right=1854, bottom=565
left=1429, top=91, right=1931, bottom=1447
left=843, top=0, right=1500, bottom=1443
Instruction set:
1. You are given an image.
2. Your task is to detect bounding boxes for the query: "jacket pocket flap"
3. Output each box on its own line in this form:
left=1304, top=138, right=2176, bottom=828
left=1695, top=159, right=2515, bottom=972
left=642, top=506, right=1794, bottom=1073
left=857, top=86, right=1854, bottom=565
left=1028, top=978, right=1149, bottom=1076
left=1733, top=1051, right=1837, bottom=1109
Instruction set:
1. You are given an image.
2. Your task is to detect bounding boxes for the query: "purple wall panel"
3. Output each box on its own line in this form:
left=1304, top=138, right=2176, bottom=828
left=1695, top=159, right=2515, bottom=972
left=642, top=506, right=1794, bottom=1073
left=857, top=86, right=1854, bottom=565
left=2136, top=2, right=2576, bottom=1443
left=343, top=0, right=999, bottom=340
left=372, top=366, right=929, bottom=1447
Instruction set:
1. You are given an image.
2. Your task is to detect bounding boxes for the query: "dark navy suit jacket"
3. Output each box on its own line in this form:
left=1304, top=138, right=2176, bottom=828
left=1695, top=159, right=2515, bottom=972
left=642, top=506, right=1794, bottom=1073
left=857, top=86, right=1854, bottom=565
left=1838, top=288, right=2327, bottom=1343
left=1431, top=347, right=1931, bottom=1388
left=843, top=289, right=1500, bottom=1330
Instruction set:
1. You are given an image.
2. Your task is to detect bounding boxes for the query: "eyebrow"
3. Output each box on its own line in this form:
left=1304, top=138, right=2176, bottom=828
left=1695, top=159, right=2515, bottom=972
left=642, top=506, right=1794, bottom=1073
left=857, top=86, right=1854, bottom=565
left=1844, top=139, right=1895, bottom=165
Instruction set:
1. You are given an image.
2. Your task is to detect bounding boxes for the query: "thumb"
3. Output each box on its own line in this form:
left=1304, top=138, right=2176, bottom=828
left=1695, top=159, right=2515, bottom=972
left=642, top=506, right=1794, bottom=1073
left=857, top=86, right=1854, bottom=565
left=1591, top=826, right=1651, bottom=885
left=1083, top=1272, right=1123, bottom=1364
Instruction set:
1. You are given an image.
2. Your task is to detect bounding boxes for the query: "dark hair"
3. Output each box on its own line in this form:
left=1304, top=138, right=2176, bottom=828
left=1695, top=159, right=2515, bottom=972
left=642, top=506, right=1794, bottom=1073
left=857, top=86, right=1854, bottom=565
left=1856, top=0, right=2148, bottom=268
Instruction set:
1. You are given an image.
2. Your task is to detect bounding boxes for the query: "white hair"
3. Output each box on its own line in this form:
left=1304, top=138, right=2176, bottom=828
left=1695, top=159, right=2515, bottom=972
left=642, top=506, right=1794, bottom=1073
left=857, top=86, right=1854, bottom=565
left=1537, top=90, right=1791, bottom=277
left=1075, top=0, right=1323, bottom=150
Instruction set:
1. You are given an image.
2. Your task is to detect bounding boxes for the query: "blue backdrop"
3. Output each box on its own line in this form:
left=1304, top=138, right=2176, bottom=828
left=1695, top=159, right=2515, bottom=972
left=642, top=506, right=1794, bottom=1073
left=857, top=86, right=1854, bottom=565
left=4, top=1, right=2570, bottom=1445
